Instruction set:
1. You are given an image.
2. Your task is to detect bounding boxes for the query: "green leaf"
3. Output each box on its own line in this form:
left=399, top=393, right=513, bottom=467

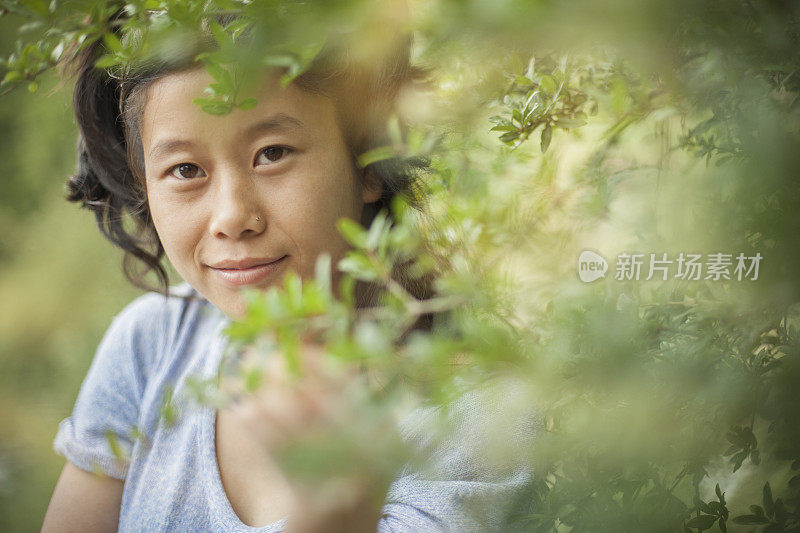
left=732, top=515, right=769, bottom=525
left=159, top=386, right=178, bottom=427
left=490, top=125, right=518, bottom=132
left=103, top=430, right=128, bottom=464
left=94, top=54, right=120, bottom=69
left=236, top=97, right=257, bottom=110
left=730, top=450, right=748, bottom=472
left=103, top=32, right=123, bottom=53
left=209, top=20, right=234, bottom=51
left=357, top=145, right=397, bottom=168
left=694, top=496, right=712, bottom=514
left=337, top=218, right=367, bottom=249
left=338, top=252, right=379, bottom=282
left=192, top=97, right=233, bottom=115
left=763, top=483, right=774, bottom=517
left=541, top=123, right=552, bottom=153
left=365, top=210, right=389, bottom=251
left=554, top=116, right=588, bottom=129
left=686, top=515, right=717, bottom=530
left=314, top=254, right=332, bottom=297
left=2, top=71, right=23, bottom=84
left=539, top=75, right=556, bottom=94
left=500, top=131, right=520, bottom=143
left=202, top=59, right=233, bottom=91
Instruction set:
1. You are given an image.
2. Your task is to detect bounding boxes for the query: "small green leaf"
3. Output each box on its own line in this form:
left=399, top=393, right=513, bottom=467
left=103, top=32, right=123, bottom=53
left=686, top=515, right=717, bottom=530
left=365, top=210, right=389, bottom=251
left=490, top=125, right=518, bottom=132
left=554, top=116, right=588, bottom=129
left=314, top=254, right=332, bottom=297
left=94, top=54, right=120, bottom=69
left=104, top=430, right=126, bottom=461
left=694, top=496, right=712, bottom=514
left=209, top=20, right=234, bottom=51
left=500, top=131, right=520, bottom=143
left=338, top=252, right=379, bottom=282
left=192, top=97, right=233, bottom=115
left=763, top=483, right=774, bottom=517
left=2, top=71, right=23, bottom=84
left=202, top=60, right=233, bottom=91
left=541, top=123, right=552, bottom=153
left=732, top=515, right=769, bottom=525
left=539, top=75, right=556, bottom=94
left=236, top=97, right=257, bottom=110
left=337, top=218, right=367, bottom=249
left=159, top=386, right=178, bottom=427
left=357, top=146, right=397, bottom=168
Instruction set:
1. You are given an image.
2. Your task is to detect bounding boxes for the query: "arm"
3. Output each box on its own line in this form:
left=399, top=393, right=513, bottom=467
left=41, top=462, right=124, bottom=533
left=44, top=292, right=175, bottom=531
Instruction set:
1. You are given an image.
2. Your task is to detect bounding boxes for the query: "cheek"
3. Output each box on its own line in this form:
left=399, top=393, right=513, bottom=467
left=279, top=166, right=361, bottom=267
left=146, top=190, right=200, bottom=260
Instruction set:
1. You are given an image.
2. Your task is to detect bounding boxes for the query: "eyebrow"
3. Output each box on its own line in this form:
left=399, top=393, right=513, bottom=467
left=147, top=113, right=305, bottom=162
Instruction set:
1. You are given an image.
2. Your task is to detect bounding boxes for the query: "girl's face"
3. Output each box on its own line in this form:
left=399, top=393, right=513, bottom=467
left=140, top=66, right=380, bottom=319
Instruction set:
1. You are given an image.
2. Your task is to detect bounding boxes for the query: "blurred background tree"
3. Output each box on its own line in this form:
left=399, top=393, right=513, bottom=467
left=1, top=0, right=799, bottom=531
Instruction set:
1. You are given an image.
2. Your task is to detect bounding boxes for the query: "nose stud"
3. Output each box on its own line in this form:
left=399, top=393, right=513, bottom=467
left=255, top=216, right=261, bottom=222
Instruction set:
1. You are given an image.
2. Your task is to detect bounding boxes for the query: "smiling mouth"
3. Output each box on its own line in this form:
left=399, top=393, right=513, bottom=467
left=209, top=255, right=288, bottom=286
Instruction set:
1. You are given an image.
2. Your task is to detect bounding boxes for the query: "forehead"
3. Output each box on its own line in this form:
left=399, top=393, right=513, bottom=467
left=140, top=66, right=338, bottom=150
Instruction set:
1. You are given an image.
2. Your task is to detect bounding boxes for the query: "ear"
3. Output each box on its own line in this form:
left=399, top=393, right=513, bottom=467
left=361, top=167, right=383, bottom=204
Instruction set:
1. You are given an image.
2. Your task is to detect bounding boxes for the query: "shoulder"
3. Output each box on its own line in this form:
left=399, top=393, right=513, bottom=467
left=112, top=281, right=199, bottom=327
left=102, top=282, right=214, bottom=378
left=53, top=282, right=220, bottom=478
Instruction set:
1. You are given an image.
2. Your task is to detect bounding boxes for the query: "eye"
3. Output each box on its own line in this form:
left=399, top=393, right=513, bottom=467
left=167, top=163, right=206, bottom=180
left=255, top=145, right=291, bottom=166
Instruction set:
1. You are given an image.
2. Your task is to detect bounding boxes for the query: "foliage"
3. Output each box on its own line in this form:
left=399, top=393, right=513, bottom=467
left=2, top=0, right=800, bottom=531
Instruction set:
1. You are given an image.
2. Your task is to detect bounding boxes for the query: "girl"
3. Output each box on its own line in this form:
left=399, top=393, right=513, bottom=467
left=41, top=10, right=531, bottom=533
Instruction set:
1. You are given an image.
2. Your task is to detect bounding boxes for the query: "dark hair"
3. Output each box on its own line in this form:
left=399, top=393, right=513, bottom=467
left=62, top=12, right=440, bottom=332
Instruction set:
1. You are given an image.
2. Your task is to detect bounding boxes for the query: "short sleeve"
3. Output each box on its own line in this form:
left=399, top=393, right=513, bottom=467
left=378, top=376, right=540, bottom=532
left=52, top=292, right=175, bottom=479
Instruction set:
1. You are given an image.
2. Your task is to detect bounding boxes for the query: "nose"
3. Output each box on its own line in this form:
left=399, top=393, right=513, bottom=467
left=208, top=169, right=265, bottom=240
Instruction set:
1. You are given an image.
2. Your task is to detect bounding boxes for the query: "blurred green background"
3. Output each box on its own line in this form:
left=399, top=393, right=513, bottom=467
left=0, top=16, right=142, bottom=531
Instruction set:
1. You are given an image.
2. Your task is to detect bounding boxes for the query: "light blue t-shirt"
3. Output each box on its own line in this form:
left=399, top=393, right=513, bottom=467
left=53, top=283, right=534, bottom=532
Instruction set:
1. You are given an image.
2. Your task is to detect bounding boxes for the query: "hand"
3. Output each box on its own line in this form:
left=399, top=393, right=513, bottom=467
left=224, top=338, right=358, bottom=454
left=220, top=336, right=401, bottom=532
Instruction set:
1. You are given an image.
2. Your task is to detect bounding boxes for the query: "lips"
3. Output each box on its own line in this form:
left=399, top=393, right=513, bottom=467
left=209, top=256, right=286, bottom=270
left=208, top=255, right=288, bottom=286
